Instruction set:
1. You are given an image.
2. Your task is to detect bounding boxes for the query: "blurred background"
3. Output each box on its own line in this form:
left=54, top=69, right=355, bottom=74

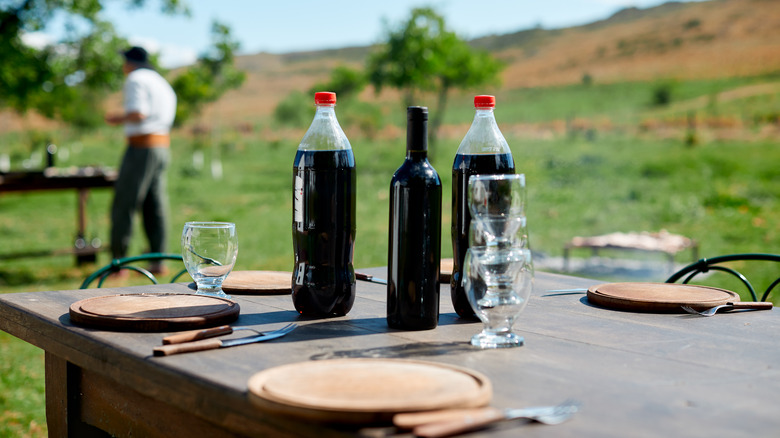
left=1, top=0, right=778, bottom=435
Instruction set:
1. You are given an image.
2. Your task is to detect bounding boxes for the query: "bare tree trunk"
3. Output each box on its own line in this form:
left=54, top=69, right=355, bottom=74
left=429, top=85, right=450, bottom=158
left=404, top=89, right=415, bottom=109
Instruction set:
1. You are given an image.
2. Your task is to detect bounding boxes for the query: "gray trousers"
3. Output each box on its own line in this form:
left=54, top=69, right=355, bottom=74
left=110, top=146, right=170, bottom=259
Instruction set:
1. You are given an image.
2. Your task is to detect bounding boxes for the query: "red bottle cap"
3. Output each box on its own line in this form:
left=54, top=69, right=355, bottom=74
left=315, top=92, right=337, bottom=105
left=474, top=95, right=495, bottom=108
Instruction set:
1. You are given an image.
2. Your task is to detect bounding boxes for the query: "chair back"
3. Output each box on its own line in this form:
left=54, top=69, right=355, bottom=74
left=665, top=253, right=780, bottom=301
left=80, top=253, right=187, bottom=289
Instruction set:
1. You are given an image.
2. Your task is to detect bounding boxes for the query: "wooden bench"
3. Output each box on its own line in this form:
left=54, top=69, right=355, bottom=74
left=563, top=230, right=698, bottom=272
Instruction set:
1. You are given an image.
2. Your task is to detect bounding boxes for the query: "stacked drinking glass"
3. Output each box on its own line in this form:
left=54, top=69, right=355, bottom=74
left=463, top=174, right=534, bottom=348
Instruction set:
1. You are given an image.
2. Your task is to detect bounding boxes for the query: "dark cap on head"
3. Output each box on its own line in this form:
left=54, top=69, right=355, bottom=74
left=122, top=46, right=153, bottom=69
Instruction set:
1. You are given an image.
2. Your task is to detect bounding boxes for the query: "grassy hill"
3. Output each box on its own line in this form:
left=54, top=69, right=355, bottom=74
left=2, top=0, right=778, bottom=130
left=212, top=0, right=780, bottom=122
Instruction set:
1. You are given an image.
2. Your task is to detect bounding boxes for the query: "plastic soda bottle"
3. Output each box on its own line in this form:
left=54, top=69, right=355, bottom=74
left=292, top=91, right=356, bottom=316
left=451, top=95, right=515, bottom=318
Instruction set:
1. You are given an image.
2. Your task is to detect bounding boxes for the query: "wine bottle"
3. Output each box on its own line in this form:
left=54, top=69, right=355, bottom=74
left=387, top=106, right=442, bottom=330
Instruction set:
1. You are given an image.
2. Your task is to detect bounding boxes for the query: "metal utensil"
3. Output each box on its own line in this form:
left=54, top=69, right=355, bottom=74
left=186, top=244, right=222, bottom=266
left=153, top=323, right=297, bottom=356
left=395, top=399, right=580, bottom=438
left=545, top=288, right=588, bottom=293
left=356, top=272, right=388, bottom=285
left=161, top=323, right=295, bottom=345
left=681, top=301, right=773, bottom=317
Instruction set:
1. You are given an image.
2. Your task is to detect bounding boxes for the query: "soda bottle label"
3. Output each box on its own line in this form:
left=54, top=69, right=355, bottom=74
left=294, top=175, right=304, bottom=224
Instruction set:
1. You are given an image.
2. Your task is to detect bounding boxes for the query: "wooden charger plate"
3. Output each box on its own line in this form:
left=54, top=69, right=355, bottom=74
left=69, top=293, right=239, bottom=331
left=440, top=258, right=453, bottom=283
left=221, top=270, right=291, bottom=294
left=247, top=358, right=492, bottom=424
left=587, top=282, right=740, bottom=313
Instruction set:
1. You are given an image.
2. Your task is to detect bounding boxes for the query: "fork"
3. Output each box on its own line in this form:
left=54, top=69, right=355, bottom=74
left=397, top=399, right=580, bottom=438
left=681, top=301, right=773, bottom=317
left=162, top=323, right=297, bottom=344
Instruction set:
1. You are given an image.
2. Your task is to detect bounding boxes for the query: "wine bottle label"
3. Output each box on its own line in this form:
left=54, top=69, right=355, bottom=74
left=294, top=175, right=304, bottom=223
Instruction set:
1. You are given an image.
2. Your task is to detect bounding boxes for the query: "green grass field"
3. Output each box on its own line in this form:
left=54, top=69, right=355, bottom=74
left=1, top=77, right=778, bottom=436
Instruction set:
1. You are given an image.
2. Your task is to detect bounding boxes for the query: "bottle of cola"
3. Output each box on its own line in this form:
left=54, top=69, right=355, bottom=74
left=292, top=91, right=356, bottom=316
left=451, top=95, right=515, bottom=318
left=387, top=107, right=442, bottom=330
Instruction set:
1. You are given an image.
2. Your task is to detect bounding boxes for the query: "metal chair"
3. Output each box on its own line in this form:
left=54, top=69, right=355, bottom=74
left=665, top=253, right=780, bottom=302
left=80, top=253, right=188, bottom=289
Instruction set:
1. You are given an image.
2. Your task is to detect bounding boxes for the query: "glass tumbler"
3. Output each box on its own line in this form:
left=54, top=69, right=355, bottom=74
left=181, top=221, right=238, bottom=299
left=463, top=246, right=533, bottom=348
left=468, top=174, right=527, bottom=247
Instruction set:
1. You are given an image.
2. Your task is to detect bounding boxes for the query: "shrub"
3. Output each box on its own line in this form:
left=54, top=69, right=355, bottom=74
left=273, top=91, right=311, bottom=128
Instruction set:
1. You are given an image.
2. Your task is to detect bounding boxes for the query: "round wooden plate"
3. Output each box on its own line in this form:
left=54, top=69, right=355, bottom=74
left=69, top=293, right=239, bottom=331
left=221, top=270, right=291, bottom=294
left=440, top=258, right=453, bottom=283
left=247, top=358, right=492, bottom=424
left=587, top=282, right=740, bottom=313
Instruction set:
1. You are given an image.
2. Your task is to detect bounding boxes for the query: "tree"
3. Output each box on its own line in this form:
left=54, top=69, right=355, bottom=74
left=171, top=21, right=246, bottom=127
left=0, top=1, right=188, bottom=129
left=309, top=65, right=366, bottom=100
left=367, top=7, right=504, bottom=146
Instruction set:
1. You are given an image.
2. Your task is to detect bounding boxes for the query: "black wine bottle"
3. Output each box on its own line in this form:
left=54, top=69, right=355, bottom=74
left=387, top=107, right=442, bottom=330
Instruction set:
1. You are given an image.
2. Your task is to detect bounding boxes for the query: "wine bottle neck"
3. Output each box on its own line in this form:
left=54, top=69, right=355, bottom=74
left=406, top=109, right=428, bottom=153
left=406, top=149, right=428, bottom=160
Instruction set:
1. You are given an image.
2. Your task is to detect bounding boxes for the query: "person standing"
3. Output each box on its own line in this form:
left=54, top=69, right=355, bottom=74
left=105, top=46, right=177, bottom=274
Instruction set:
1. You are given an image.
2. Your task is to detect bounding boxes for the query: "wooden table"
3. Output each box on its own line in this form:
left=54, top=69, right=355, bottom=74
left=1, top=269, right=778, bottom=437
left=563, top=230, right=699, bottom=272
left=0, top=167, right=116, bottom=264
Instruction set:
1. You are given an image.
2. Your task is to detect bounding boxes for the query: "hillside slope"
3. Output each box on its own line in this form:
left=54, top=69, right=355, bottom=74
left=222, top=0, right=779, bottom=120
left=3, top=0, right=778, bottom=130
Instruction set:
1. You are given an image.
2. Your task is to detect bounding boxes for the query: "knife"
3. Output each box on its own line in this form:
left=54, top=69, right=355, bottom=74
left=395, top=401, right=579, bottom=437
left=394, top=405, right=561, bottom=429
left=356, top=272, right=388, bottom=285
left=153, top=324, right=297, bottom=356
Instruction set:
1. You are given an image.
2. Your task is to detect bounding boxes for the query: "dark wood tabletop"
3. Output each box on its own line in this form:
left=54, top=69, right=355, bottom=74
left=1, top=269, right=778, bottom=437
left=0, top=167, right=116, bottom=192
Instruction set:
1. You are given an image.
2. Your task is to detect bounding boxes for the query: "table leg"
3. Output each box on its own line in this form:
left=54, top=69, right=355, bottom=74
left=75, top=189, right=98, bottom=265
left=77, top=189, right=88, bottom=240
left=44, top=353, right=67, bottom=436
left=45, top=353, right=108, bottom=437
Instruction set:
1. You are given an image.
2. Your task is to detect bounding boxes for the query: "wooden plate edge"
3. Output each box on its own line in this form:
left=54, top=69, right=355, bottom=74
left=586, top=283, right=740, bottom=313
left=246, top=359, right=492, bottom=423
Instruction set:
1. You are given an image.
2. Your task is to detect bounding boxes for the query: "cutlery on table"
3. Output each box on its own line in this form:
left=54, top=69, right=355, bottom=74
left=356, top=272, right=388, bottom=285
left=393, top=399, right=580, bottom=438
left=162, top=325, right=267, bottom=344
left=681, top=301, right=773, bottom=317
left=153, top=323, right=297, bottom=356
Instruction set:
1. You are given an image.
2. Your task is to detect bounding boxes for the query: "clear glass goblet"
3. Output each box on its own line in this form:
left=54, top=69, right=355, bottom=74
left=181, top=221, right=238, bottom=299
left=468, top=174, right=526, bottom=247
left=463, top=246, right=533, bottom=348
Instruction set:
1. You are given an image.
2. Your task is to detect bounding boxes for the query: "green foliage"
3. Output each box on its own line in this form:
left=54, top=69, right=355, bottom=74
left=582, top=72, right=594, bottom=86
left=171, top=20, right=246, bottom=127
left=339, top=100, right=384, bottom=139
left=366, top=7, right=503, bottom=145
left=0, top=0, right=184, bottom=129
left=683, top=18, right=701, bottom=30
left=367, top=7, right=502, bottom=104
left=273, top=90, right=312, bottom=128
left=652, top=82, right=674, bottom=106
left=309, top=65, right=367, bottom=99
